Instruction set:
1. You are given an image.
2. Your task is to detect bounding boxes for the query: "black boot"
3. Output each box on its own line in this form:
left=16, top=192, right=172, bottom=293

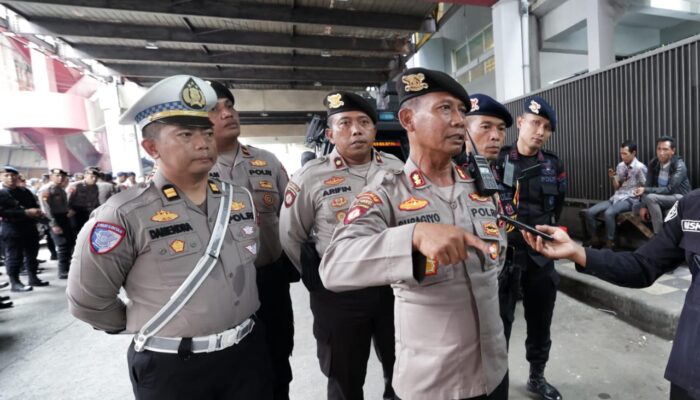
left=28, top=275, right=49, bottom=287
left=383, top=378, right=397, bottom=399
left=527, top=364, right=562, bottom=400
left=0, top=300, right=12, bottom=309
left=9, top=274, right=32, bottom=292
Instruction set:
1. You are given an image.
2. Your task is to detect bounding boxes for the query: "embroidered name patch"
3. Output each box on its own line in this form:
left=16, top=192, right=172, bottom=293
left=681, top=220, right=700, bottom=232
left=90, top=222, right=126, bottom=254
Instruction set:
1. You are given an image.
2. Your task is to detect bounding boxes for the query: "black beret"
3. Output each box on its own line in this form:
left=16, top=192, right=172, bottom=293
left=50, top=168, right=68, bottom=176
left=523, top=95, right=556, bottom=131
left=397, top=67, right=470, bottom=109
left=84, top=166, right=101, bottom=175
left=117, top=172, right=127, bottom=177
left=323, top=91, right=377, bottom=124
left=0, top=166, right=18, bottom=174
left=468, top=93, right=513, bottom=128
left=209, top=80, right=235, bottom=106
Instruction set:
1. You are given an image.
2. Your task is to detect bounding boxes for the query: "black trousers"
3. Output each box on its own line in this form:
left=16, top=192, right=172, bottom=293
left=499, top=253, right=559, bottom=368
left=670, top=383, right=698, bottom=400
left=3, top=232, right=40, bottom=281
left=310, top=285, right=395, bottom=400
left=49, top=214, right=75, bottom=275
left=71, top=207, right=91, bottom=236
left=127, top=321, right=273, bottom=400
left=256, top=259, right=295, bottom=400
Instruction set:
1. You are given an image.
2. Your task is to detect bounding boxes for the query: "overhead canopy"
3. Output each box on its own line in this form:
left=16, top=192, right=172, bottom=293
left=4, top=0, right=440, bottom=90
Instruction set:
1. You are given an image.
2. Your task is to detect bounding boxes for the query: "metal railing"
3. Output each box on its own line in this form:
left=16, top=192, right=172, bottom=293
left=503, top=34, right=700, bottom=201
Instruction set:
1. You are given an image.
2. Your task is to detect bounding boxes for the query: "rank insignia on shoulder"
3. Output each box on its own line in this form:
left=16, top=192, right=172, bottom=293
left=409, top=171, right=426, bottom=188
left=230, top=201, right=246, bottom=211
left=240, top=145, right=251, bottom=157
left=488, top=242, right=499, bottom=260
left=468, top=193, right=490, bottom=202
left=455, top=165, right=469, bottom=181
left=151, top=210, right=179, bottom=222
left=324, top=176, right=345, bottom=186
left=259, top=180, right=273, bottom=189
left=89, top=222, right=126, bottom=254
left=169, top=239, right=186, bottom=253
left=333, top=157, right=345, bottom=169
left=375, top=152, right=383, bottom=164
left=250, top=159, right=267, bottom=167
left=425, top=257, right=438, bottom=276
left=262, top=193, right=275, bottom=206
left=399, top=196, right=429, bottom=211
left=482, top=222, right=500, bottom=237
left=162, top=185, right=180, bottom=200
left=208, top=181, right=221, bottom=194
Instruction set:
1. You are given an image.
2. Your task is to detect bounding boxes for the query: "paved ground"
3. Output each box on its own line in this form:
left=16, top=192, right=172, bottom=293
left=0, top=250, right=675, bottom=400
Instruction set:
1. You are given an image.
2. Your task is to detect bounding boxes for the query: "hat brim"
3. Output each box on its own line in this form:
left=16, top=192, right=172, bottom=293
left=467, top=111, right=513, bottom=128
left=146, top=115, right=214, bottom=130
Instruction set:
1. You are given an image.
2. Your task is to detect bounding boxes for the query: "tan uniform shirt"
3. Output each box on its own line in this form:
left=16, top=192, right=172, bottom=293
left=67, top=172, right=260, bottom=337
left=96, top=181, right=116, bottom=205
left=211, top=144, right=288, bottom=267
left=67, top=181, right=100, bottom=211
left=279, top=148, right=403, bottom=269
left=320, top=157, right=508, bottom=400
left=37, top=182, right=68, bottom=226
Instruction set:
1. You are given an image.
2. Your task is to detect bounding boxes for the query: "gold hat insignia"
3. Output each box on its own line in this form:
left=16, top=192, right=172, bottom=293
left=402, top=73, right=429, bottom=93
left=181, top=78, right=206, bottom=110
left=326, top=93, right=345, bottom=109
left=528, top=100, right=541, bottom=114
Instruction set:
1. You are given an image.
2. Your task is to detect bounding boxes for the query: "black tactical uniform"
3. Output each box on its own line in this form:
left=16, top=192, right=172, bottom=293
left=38, top=169, right=75, bottom=279
left=579, top=190, right=700, bottom=400
left=0, top=183, right=47, bottom=291
left=496, top=143, right=566, bottom=388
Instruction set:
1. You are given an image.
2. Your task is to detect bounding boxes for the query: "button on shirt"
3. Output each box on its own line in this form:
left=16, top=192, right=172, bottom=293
left=67, top=172, right=260, bottom=337
left=319, top=157, right=508, bottom=400
left=611, top=158, right=647, bottom=204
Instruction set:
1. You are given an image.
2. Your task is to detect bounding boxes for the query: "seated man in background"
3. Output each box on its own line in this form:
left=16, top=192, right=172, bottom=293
left=633, top=136, right=691, bottom=234
left=584, top=140, right=647, bottom=248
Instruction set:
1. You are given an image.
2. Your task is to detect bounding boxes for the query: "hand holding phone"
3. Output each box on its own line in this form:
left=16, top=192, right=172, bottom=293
left=497, top=214, right=554, bottom=241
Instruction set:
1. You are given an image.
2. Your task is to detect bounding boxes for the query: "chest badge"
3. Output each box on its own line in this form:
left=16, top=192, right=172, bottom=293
left=259, top=180, right=273, bottom=189
left=331, top=197, right=348, bottom=208
left=262, top=193, right=275, bottom=206
left=488, top=242, right=499, bottom=260
left=482, top=222, right=500, bottom=237
left=151, top=210, right=179, bottom=222
left=335, top=210, right=347, bottom=223
left=245, top=243, right=257, bottom=255
left=469, top=193, right=490, bottom=203
left=170, top=239, right=186, bottom=253
left=324, top=176, right=345, bottom=186
left=230, top=201, right=246, bottom=211
left=250, top=159, right=267, bottom=167
left=399, top=197, right=429, bottom=211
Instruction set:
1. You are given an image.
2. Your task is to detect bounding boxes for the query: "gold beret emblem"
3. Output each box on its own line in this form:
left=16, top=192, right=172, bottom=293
left=528, top=100, right=541, bottom=114
left=326, top=93, right=345, bottom=109
left=402, top=73, right=429, bottom=93
left=181, top=78, right=206, bottom=109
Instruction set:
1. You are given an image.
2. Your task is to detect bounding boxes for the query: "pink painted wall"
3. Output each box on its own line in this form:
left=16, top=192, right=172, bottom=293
left=0, top=91, right=89, bottom=132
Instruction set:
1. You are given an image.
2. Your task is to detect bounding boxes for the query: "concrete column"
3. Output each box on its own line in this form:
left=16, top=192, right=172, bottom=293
left=587, top=0, right=616, bottom=71
left=100, top=83, right=143, bottom=176
left=493, top=0, right=526, bottom=101
left=528, top=14, right=542, bottom=91
left=44, top=134, right=71, bottom=168
left=30, top=48, right=57, bottom=92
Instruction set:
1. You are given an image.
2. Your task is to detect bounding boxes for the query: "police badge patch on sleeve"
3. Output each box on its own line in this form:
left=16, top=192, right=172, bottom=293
left=664, top=202, right=679, bottom=222
left=90, top=222, right=126, bottom=254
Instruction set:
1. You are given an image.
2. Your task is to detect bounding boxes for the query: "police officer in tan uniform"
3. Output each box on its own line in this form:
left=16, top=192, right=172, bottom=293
left=67, top=75, right=271, bottom=399
left=67, top=166, right=100, bottom=234
left=38, top=168, right=74, bottom=279
left=208, top=81, right=296, bottom=400
left=279, top=92, right=403, bottom=400
left=320, top=68, right=509, bottom=400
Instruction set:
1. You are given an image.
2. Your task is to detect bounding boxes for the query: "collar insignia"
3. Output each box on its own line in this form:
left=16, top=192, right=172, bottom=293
left=208, top=181, right=221, bottom=194
left=162, top=185, right=180, bottom=201
left=402, top=73, right=428, bottom=92
left=181, top=78, right=206, bottom=109
left=150, top=210, right=179, bottom=222
left=375, top=152, right=383, bottom=164
left=250, top=159, right=267, bottom=167
left=529, top=100, right=541, bottom=114
left=482, top=222, right=500, bottom=237
left=324, top=176, right=345, bottom=186
left=455, top=165, right=469, bottom=181
left=230, top=201, right=246, bottom=211
left=409, top=170, right=426, bottom=188
left=333, top=157, right=345, bottom=169
left=240, top=145, right=251, bottom=157
left=326, top=93, right=344, bottom=109
left=398, top=196, right=429, bottom=211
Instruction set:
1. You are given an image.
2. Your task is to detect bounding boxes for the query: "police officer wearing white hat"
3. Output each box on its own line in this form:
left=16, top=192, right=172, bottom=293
left=67, top=75, right=272, bottom=399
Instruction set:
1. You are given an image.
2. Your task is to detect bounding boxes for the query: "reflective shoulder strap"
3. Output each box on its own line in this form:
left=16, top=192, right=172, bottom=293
left=134, top=181, right=234, bottom=351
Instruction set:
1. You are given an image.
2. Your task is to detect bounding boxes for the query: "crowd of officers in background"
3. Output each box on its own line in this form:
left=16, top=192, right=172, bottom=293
left=0, top=167, right=145, bottom=308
